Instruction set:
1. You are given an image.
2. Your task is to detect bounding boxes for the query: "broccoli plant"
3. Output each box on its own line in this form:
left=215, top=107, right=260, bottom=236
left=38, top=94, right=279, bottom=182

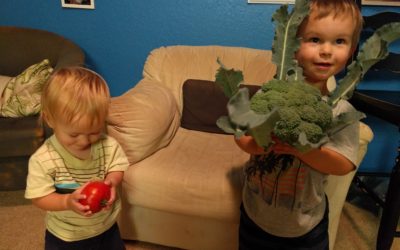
left=215, top=0, right=400, bottom=154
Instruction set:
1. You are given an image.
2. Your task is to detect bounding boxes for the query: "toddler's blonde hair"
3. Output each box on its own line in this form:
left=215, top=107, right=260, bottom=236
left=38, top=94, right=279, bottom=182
left=41, top=66, right=110, bottom=126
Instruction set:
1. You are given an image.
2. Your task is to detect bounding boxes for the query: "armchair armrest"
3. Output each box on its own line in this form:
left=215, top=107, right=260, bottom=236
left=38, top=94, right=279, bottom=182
left=107, top=79, right=180, bottom=165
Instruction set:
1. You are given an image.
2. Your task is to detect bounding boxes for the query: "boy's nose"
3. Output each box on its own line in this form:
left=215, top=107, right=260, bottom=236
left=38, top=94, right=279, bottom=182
left=79, top=136, right=91, bottom=145
left=320, top=43, right=332, bottom=56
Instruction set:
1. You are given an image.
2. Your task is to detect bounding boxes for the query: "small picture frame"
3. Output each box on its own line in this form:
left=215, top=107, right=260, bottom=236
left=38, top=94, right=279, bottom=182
left=61, top=0, right=95, bottom=9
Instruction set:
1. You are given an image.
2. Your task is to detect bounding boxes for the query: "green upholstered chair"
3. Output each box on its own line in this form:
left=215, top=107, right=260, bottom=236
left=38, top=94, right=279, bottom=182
left=0, top=26, right=85, bottom=190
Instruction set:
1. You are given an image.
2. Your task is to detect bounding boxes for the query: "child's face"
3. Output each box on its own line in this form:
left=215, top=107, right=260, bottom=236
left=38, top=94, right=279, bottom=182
left=50, top=116, right=105, bottom=159
left=295, top=13, right=355, bottom=91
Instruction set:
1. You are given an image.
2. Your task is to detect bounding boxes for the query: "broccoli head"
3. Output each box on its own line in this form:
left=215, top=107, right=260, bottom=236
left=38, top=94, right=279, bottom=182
left=250, top=80, right=333, bottom=145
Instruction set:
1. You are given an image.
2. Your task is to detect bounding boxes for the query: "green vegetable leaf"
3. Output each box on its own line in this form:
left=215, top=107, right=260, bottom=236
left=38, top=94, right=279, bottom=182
left=216, top=88, right=280, bottom=143
left=215, top=58, right=244, bottom=98
left=248, top=109, right=280, bottom=149
left=327, top=110, right=366, bottom=136
left=227, top=88, right=270, bottom=128
left=216, top=116, right=238, bottom=134
left=328, top=22, right=400, bottom=106
left=272, top=0, right=309, bottom=81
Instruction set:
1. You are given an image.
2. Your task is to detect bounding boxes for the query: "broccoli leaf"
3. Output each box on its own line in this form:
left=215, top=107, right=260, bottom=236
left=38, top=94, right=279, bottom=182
left=217, top=88, right=281, bottom=148
left=227, top=88, right=270, bottom=128
left=328, top=22, right=400, bottom=106
left=216, top=116, right=240, bottom=134
left=272, top=0, right=309, bottom=81
left=327, top=110, right=366, bottom=136
left=215, top=58, right=244, bottom=98
left=248, top=109, right=280, bottom=149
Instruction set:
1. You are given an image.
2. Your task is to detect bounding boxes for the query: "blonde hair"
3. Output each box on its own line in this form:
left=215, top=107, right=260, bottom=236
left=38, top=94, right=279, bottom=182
left=41, top=67, right=110, bottom=126
left=302, top=0, right=363, bottom=49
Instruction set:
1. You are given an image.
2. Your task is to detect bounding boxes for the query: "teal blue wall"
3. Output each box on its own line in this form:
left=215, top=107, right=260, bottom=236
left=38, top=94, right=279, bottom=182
left=0, top=1, right=399, bottom=172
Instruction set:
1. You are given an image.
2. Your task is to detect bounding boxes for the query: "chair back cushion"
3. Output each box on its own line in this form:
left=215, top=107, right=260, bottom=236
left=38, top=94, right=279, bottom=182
left=142, top=45, right=276, bottom=112
left=0, top=26, right=84, bottom=76
left=181, top=79, right=260, bottom=134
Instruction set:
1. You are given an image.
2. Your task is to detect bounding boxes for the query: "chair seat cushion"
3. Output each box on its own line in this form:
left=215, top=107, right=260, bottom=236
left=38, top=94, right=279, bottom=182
left=122, top=127, right=250, bottom=222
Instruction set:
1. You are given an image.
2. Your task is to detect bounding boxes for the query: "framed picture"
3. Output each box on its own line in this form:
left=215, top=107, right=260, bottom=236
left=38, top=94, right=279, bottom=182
left=362, top=0, right=400, bottom=6
left=61, top=0, right=95, bottom=9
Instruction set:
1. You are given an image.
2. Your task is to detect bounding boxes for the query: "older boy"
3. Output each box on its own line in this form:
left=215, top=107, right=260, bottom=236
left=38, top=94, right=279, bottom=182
left=236, top=0, right=363, bottom=249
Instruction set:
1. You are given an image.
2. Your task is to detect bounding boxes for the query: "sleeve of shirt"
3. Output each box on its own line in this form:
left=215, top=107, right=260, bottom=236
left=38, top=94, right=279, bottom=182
left=323, top=100, right=360, bottom=167
left=24, top=147, right=57, bottom=199
left=106, top=136, right=130, bottom=172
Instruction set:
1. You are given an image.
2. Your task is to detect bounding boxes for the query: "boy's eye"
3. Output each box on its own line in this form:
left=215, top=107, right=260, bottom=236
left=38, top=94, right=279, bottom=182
left=336, top=39, right=346, bottom=45
left=310, top=37, right=320, bottom=43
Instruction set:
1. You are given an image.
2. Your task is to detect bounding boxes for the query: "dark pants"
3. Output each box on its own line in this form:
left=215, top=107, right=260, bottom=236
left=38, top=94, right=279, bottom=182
left=239, top=203, right=329, bottom=250
left=45, top=223, right=125, bottom=250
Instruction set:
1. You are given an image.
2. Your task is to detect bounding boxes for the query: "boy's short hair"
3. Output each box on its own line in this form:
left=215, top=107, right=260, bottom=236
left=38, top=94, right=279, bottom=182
left=303, top=0, right=363, bottom=49
left=41, top=66, right=110, bottom=126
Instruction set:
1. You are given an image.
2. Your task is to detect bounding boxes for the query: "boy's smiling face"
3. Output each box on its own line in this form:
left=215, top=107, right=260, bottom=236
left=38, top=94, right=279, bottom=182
left=295, top=13, right=355, bottom=93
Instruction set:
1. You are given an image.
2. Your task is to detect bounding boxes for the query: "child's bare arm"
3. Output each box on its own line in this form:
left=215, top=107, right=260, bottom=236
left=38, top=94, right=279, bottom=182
left=236, top=135, right=355, bottom=175
left=296, top=147, right=355, bottom=175
left=234, top=135, right=269, bottom=155
left=272, top=141, right=355, bottom=175
left=32, top=185, right=91, bottom=216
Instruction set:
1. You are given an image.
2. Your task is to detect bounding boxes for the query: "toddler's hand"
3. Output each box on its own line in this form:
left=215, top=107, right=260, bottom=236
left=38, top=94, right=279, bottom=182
left=270, top=135, right=300, bottom=156
left=103, top=179, right=116, bottom=210
left=65, top=183, right=92, bottom=217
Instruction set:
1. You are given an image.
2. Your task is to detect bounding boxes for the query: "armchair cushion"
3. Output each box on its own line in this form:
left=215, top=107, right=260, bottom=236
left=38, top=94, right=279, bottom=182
left=181, top=79, right=260, bottom=134
left=0, top=59, right=53, bottom=117
left=107, top=79, right=180, bottom=165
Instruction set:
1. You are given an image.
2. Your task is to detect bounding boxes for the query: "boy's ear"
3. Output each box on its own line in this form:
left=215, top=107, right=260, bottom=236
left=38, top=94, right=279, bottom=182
left=42, top=112, right=54, bottom=129
left=350, top=46, right=357, bottom=56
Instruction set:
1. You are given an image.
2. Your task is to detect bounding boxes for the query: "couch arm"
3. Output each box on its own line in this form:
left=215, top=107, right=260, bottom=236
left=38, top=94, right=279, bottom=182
left=107, top=79, right=180, bottom=165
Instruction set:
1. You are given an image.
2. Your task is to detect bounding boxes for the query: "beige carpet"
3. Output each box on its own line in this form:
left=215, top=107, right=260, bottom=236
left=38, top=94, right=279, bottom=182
left=1, top=190, right=399, bottom=250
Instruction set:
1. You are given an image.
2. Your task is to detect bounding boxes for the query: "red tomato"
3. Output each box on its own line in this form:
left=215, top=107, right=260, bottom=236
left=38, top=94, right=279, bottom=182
left=79, top=181, right=111, bottom=213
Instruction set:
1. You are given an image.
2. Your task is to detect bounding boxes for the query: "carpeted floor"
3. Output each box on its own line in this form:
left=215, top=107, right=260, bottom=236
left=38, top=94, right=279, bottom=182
left=1, top=186, right=399, bottom=250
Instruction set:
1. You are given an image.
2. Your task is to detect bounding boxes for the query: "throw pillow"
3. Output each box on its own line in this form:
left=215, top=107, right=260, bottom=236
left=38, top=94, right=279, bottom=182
left=181, top=79, right=260, bottom=134
left=107, top=80, right=180, bottom=165
left=0, top=59, right=53, bottom=117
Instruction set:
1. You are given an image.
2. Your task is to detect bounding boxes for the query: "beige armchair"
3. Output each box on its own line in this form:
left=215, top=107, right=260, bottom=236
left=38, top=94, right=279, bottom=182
left=107, top=45, right=373, bottom=250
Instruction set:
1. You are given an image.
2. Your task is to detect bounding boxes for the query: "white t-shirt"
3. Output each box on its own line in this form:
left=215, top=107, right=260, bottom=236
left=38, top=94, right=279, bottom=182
left=242, top=99, right=360, bottom=237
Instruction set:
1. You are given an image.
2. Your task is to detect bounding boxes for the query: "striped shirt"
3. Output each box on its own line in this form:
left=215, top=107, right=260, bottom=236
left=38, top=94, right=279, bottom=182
left=25, top=135, right=129, bottom=241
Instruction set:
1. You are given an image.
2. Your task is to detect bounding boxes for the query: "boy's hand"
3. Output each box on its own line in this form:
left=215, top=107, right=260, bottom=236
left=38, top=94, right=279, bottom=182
left=103, top=179, right=116, bottom=210
left=270, top=135, right=300, bottom=157
left=103, top=171, right=124, bottom=210
left=64, top=183, right=92, bottom=217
